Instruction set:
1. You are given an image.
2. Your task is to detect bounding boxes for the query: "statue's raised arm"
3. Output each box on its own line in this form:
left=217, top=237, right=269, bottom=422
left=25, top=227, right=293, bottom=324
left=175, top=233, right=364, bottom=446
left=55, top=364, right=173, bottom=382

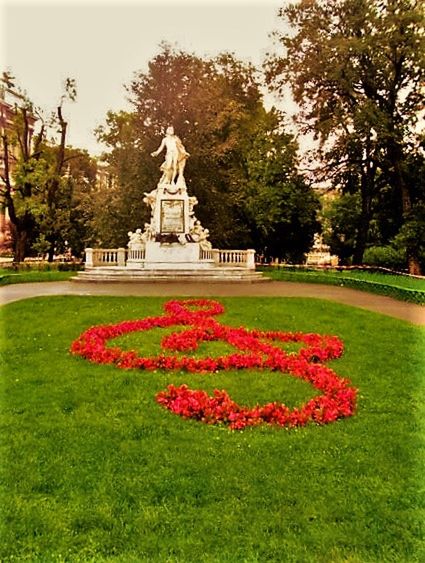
left=151, top=126, right=189, bottom=186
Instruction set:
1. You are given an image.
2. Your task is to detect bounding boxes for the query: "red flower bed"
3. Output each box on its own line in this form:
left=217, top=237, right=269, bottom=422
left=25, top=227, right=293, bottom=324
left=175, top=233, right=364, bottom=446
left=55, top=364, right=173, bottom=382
left=70, top=299, right=357, bottom=430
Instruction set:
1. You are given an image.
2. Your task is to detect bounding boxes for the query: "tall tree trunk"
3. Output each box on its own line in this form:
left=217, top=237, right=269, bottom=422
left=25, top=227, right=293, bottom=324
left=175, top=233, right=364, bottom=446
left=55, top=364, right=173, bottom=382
left=13, top=229, right=28, bottom=263
left=387, top=139, right=422, bottom=275
left=48, top=242, right=55, bottom=263
left=2, top=131, right=33, bottom=264
left=353, top=150, right=375, bottom=265
left=353, top=189, right=372, bottom=265
left=353, top=218, right=368, bottom=265
left=10, top=211, right=36, bottom=263
left=398, top=173, right=421, bottom=275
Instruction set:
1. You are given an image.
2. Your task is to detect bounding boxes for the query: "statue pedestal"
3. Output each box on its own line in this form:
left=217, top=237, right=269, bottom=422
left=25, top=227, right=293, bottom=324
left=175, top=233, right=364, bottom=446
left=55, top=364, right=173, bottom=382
left=152, top=183, right=191, bottom=235
left=143, top=240, right=214, bottom=270
left=130, top=179, right=211, bottom=270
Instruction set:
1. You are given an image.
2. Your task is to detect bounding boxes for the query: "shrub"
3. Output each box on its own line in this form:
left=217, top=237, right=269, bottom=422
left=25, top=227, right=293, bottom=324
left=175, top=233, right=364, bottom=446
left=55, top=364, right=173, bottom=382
left=363, top=246, right=405, bottom=270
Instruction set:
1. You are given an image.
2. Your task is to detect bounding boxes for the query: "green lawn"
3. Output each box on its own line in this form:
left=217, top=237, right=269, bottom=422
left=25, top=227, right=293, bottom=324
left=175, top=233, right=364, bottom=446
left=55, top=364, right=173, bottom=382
left=0, top=268, right=77, bottom=285
left=262, top=266, right=425, bottom=290
left=1, top=296, right=424, bottom=562
left=335, top=269, right=425, bottom=290
left=262, top=267, right=425, bottom=304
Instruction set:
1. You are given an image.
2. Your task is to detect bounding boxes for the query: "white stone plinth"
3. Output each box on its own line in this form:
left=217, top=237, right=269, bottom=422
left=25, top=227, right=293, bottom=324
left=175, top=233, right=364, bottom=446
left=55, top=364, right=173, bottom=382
left=143, top=240, right=214, bottom=270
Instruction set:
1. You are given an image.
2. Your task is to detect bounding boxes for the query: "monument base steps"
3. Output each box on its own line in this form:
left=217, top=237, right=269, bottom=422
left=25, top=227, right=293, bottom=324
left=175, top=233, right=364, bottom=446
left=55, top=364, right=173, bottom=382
left=73, top=266, right=268, bottom=283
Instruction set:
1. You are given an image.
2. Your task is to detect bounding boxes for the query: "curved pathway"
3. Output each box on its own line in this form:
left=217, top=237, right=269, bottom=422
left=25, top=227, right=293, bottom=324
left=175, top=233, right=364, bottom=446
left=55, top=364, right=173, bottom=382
left=1, top=280, right=424, bottom=325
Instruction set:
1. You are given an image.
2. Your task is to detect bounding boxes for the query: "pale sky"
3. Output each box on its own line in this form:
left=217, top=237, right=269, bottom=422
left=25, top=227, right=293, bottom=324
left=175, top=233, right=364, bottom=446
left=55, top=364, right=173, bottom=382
left=1, top=0, right=292, bottom=156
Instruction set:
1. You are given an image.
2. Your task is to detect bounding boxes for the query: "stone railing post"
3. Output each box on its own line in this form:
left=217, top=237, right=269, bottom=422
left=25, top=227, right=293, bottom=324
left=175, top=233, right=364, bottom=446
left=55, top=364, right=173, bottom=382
left=85, top=248, right=94, bottom=267
left=212, top=249, right=220, bottom=265
left=246, top=249, right=255, bottom=270
left=117, top=247, right=126, bottom=267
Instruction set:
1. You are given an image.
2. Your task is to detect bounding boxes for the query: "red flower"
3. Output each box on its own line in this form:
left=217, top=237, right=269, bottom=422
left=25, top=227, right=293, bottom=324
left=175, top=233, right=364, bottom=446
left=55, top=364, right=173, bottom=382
left=70, top=299, right=358, bottom=430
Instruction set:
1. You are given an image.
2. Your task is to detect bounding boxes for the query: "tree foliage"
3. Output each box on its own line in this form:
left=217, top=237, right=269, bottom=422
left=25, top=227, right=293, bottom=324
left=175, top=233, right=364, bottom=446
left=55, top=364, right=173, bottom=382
left=1, top=77, right=98, bottom=261
left=1, top=100, right=47, bottom=261
left=322, top=192, right=362, bottom=264
left=96, top=44, right=319, bottom=259
left=266, top=0, right=425, bottom=272
left=244, top=109, right=320, bottom=260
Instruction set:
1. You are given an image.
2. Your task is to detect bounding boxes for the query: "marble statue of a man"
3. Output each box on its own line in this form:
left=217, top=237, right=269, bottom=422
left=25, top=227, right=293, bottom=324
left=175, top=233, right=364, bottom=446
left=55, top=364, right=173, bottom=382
left=151, top=126, right=190, bottom=185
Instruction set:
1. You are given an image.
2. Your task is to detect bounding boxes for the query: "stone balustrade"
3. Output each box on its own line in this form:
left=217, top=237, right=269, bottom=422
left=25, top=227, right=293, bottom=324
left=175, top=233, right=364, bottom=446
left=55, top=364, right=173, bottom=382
left=213, top=249, right=256, bottom=269
left=85, top=248, right=127, bottom=267
left=199, top=248, right=214, bottom=261
left=128, top=247, right=146, bottom=262
left=85, top=247, right=255, bottom=269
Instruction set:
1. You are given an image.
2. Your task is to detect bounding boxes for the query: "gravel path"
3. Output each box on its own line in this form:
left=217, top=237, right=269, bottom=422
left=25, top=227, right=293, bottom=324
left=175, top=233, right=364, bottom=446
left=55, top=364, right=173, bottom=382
left=1, top=280, right=424, bottom=325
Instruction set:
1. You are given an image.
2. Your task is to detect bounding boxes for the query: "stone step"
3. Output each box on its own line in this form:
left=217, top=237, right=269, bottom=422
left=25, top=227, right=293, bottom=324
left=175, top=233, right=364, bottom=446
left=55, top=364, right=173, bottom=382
left=72, top=267, right=269, bottom=283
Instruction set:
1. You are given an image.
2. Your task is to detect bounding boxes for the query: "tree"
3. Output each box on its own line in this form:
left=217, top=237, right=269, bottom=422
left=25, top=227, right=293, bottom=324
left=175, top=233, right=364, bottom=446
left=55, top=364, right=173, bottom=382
left=2, top=102, right=45, bottom=262
left=97, top=44, right=319, bottom=257
left=244, top=109, right=320, bottom=261
left=266, top=0, right=425, bottom=273
left=1, top=78, right=76, bottom=262
left=322, top=192, right=362, bottom=264
left=93, top=111, right=152, bottom=247
left=51, top=147, right=98, bottom=258
left=392, top=150, right=425, bottom=270
left=98, top=44, right=271, bottom=249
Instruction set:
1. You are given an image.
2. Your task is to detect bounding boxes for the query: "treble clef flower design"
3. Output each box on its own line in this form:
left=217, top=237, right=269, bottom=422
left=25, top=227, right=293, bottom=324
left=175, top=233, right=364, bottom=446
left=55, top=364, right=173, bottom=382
left=70, top=299, right=357, bottom=430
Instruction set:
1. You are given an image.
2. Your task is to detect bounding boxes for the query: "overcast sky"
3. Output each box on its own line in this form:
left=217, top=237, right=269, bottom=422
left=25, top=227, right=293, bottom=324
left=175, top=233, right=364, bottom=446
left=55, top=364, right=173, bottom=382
left=1, top=0, right=293, bottom=156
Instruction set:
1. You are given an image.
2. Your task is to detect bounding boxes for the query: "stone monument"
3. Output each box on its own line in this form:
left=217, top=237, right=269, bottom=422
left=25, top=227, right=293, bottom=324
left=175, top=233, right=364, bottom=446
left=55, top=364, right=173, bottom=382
left=78, top=126, right=264, bottom=282
left=127, top=125, right=213, bottom=269
left=305, top=234, right=338, bottom=266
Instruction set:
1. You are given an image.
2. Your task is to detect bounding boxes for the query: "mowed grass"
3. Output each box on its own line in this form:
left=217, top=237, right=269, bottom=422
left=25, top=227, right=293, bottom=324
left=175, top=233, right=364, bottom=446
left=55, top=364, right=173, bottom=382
left=0, top=268, right=76, bottom=285
left=1, top=296, right=424, bottom=562
left=262, top=267, right=425, bottom=291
